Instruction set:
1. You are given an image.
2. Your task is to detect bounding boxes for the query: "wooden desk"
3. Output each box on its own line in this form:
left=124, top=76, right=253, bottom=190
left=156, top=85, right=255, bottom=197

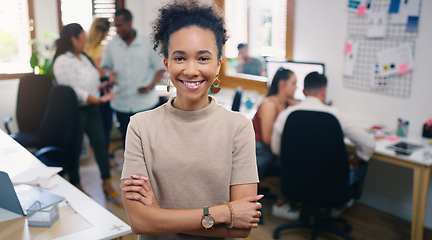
left=347, top=136, right=432, bottom=240
left=0, top=130, right=132, bottom=239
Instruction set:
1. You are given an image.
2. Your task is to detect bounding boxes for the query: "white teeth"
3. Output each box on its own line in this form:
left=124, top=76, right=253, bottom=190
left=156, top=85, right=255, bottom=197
left=183, top=81, right=202, bottom=87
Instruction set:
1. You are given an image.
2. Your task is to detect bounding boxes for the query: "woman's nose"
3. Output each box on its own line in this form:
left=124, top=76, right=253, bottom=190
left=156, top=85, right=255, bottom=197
left=183, top=61, right=199, bottom=77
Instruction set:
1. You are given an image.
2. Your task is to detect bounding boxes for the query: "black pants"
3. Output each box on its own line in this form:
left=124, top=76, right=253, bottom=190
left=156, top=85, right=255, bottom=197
left=69, top=105, right=110, bottom=184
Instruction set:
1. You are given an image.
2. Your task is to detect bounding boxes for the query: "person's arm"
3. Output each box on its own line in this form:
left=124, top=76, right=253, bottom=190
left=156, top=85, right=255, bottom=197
left=123, top=176, right=261, bottom=238
left=271, top=110, right=289, bottom=156
left=258, top=101, right=279, bottom=147
left=336, top=109, right=376, bottom=161
left=138, top=70, right=165, bottom=93
left=122, top=180, right=262, bottom=236
left=182, top=183, right=260, bottom=238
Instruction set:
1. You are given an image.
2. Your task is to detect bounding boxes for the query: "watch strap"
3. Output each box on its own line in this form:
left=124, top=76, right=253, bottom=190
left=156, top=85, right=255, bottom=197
left=203, top=207, right=209, bottom=216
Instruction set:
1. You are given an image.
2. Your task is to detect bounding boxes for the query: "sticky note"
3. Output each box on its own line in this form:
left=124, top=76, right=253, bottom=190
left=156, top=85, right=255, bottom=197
left=398, top=64, right=409, bottom=74
left=344, top=43, right=353, bottom=53
left=357, top=5, right=366, bottom=16
left=406, top=16, right=419, bottom=32
left=389, top=0, right=401, bottom=13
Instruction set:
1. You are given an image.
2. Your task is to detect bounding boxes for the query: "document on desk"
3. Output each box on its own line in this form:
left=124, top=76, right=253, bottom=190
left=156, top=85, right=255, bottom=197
left=11, top=166, right=62, bottom=188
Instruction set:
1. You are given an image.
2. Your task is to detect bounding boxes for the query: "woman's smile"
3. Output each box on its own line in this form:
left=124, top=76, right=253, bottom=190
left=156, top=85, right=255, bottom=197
left=179, top=80, right=206, bottom=90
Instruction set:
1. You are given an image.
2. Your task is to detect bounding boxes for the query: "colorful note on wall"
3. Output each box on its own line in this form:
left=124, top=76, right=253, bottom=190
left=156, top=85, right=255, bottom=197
left=343, top=40, right=360, bottom=77
left=376, top=43, right=414, bottom=77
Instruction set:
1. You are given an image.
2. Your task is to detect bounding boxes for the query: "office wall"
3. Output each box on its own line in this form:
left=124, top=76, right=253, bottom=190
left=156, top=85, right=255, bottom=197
left=293, top=0, right=432, bottom=227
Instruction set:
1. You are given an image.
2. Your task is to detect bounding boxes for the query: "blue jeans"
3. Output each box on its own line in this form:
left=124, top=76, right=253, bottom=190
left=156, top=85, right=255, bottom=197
left=350, top=161, right=368, bottom=199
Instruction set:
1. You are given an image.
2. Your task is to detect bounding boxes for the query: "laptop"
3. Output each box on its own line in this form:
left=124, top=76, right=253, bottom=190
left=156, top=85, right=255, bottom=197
left=0, top=171, right=65, bottom=221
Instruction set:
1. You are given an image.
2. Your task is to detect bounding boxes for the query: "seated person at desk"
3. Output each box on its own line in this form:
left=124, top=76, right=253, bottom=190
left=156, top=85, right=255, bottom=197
left=253, top=67, right=298, bottom=180
left=271, top=71, right=376, bottom=216
left=252, top=68, right=298, bottom=219
left=236, top=43, right=265, bottom=76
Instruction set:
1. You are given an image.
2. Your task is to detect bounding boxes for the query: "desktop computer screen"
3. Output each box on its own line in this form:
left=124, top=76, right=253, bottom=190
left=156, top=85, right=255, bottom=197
left=266, top=60, right=325, bottom=100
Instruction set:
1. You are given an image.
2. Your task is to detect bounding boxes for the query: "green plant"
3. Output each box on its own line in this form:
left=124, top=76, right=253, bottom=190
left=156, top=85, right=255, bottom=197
left=30, top=33, right=58, bottom=78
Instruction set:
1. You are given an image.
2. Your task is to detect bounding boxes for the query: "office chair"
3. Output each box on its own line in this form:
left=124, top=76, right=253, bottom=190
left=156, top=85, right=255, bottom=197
left=4, top=74, right=53, bottom=148
left=34, top=85, right=79, bottom=178
left=273, top=110, right=355, bottom=240
left=231, top=87, right=243, bottom=112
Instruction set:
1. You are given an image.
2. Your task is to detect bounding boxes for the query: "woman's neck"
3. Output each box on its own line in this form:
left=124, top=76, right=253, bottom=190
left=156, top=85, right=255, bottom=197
left=72, top=50, right=81, bottom=59
left=273, top=93, right=288, bottom=109
left=172, top=96, right=211, bottom=111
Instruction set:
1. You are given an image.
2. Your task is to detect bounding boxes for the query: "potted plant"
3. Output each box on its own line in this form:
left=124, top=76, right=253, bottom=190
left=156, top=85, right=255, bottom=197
left=29, top=33, right=57, bottom=79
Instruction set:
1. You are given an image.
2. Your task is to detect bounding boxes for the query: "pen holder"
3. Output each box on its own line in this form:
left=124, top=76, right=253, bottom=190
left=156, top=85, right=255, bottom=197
left=423, top=123, right=432, bottom=138
left=397, top=123, right=409, bottom=137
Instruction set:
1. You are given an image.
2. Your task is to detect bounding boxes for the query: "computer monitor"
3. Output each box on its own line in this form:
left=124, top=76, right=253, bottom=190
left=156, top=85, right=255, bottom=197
left=266, top=60, right=325, bottom=100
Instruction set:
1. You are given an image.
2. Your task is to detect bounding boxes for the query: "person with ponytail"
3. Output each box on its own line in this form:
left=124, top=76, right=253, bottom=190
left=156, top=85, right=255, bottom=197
left=53, top=23, right=120, bottom=202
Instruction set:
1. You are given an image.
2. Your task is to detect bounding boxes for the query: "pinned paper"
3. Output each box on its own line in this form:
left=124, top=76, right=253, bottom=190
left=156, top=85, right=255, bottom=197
left=348, top=0, right=362, bottom=11
left=357, top=5, right=367, bottom=16
left=398, top=64, right=409, bottom=74
left=390, top=0, right=420, bottom=24
left=367, top=11, right=388, bottom=38
left=406, top=16, right=419, bottom=32
left=343, top=40, right=359, bottom=77
left=389, top=0, right=401, bottom=13
left=344, top=43, right=353, bottom=53
left=376, top=44, right=414, bottom=77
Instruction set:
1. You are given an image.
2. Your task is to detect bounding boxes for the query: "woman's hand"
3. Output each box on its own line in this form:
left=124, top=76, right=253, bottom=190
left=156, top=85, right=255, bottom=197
left=229, top=195, right=263, bottom=229
left=122, top=175, right=160, bottom=208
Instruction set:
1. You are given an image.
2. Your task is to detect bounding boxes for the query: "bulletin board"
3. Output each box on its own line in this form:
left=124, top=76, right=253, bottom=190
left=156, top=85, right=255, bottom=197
left=342, top=0, right=422, bottom=98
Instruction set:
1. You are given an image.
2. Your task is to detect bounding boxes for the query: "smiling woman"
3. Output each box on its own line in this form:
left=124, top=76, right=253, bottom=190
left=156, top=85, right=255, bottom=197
left=120, top=1, right=262, bottom=239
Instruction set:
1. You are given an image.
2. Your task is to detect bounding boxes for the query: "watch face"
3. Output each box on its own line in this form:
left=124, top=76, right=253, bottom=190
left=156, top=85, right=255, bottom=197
left=202, top=215, right=215, bottom=229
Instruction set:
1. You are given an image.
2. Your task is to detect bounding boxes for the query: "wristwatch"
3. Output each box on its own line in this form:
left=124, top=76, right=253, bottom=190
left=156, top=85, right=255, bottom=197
left=201, top=207, right=215, bottom=230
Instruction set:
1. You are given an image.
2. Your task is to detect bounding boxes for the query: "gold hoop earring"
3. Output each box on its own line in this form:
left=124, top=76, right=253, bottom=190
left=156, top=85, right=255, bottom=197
left=210, top=74, right=221, bottom=94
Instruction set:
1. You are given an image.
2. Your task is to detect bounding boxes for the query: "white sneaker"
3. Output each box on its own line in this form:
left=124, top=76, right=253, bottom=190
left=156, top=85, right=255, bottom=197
left=272, top=203, right=300, bottom=220
left=330, top=199, right=355, bottom=218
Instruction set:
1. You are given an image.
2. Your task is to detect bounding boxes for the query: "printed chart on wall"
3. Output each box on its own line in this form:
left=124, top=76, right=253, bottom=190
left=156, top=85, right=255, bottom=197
left=343, top=0, right=422, bottom=98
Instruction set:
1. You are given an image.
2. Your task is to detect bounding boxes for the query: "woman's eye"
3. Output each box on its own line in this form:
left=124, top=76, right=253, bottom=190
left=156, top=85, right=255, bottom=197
left=174, top=56, right=185, bottom=61
left=199, top=57, right=210, bottom=62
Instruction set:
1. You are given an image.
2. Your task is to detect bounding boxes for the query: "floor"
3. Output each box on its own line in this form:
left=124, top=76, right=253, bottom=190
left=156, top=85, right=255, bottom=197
left=77, top=140, right=430, bottom=240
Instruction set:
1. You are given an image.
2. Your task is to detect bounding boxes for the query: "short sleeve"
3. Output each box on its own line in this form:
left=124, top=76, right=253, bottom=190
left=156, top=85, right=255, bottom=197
left=121, top=115, right=149, bottom=179
left=231, top=117, right=259, bottom=185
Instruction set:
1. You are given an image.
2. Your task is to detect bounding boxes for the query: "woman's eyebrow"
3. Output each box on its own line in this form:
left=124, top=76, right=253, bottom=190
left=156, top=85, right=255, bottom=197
left=171, top=50, right=213, bottom=56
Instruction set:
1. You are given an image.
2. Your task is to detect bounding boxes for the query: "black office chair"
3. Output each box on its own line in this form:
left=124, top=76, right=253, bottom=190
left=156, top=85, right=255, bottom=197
left=231, top=87, right=243, bottom=112
left=34, top=85, right=79, bottom=178
left=4, top=74, right=53, bottom=148
left=273, top=110, right=355, bottom=240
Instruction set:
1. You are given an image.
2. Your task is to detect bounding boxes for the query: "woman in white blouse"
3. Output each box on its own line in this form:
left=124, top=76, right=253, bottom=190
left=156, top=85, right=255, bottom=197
left=53, top=23, right=119, bottom=202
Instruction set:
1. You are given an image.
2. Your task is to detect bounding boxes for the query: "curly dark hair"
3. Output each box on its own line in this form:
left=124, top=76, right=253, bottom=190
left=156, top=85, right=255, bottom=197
left=151, top=0, right=228, bottom=60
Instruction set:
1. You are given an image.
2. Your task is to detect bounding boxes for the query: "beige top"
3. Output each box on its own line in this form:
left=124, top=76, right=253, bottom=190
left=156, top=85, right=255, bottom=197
left=121, top=97, right=259, bottom=240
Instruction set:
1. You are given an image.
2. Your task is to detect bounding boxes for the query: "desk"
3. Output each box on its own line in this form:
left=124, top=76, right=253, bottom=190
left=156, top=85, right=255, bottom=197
left=0, top=130, right=132, bottom=239
left=347, top=135, right=432, bottom=240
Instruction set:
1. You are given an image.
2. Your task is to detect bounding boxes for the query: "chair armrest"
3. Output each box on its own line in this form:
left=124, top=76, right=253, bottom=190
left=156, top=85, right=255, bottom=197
left=34, top=146, right=66, bottom=158
left=3, top=116, right=13, bottom=135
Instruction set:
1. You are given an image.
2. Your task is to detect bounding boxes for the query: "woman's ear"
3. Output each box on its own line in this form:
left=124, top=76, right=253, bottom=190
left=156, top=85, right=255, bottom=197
left=163, top=58, right=169, bottom=72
